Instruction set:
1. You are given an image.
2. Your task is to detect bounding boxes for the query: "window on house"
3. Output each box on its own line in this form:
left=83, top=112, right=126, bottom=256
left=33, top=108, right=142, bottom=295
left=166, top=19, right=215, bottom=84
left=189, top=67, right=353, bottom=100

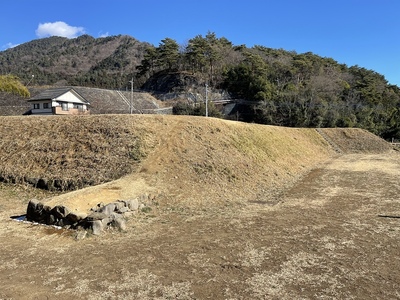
left=33, top=103, right=40, bottom=109
left=43, top=103, right=49, bottom=109
left=61, top=102, right=68, bottom=111
left=73, top=104, right=83, bottom=111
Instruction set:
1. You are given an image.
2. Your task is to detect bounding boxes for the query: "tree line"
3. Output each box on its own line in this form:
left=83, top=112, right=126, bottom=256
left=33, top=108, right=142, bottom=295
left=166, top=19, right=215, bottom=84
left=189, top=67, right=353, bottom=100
left=135, top=32, right=400, bottom=140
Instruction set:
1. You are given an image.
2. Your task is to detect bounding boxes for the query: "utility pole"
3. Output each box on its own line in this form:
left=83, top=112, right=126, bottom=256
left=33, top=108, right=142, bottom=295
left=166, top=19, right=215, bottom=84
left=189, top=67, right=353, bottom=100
left=205, top=83, right=208, bottom=117
left=129, top=78, right=133, bottom=114
left=26, top=74, right=34, bottom=87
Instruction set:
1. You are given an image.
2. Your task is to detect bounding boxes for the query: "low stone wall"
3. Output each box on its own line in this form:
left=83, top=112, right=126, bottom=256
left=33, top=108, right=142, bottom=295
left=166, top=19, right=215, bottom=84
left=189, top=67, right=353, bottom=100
left=26, top=196, right=151, bottom=236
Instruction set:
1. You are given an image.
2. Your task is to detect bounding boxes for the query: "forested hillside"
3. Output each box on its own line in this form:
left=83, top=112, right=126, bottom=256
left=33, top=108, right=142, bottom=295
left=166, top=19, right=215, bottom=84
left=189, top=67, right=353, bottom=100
left=0, top=34, right=149, bottom=89
left=1, top=32, right=400, bottom=140
left=135, top=32, right=400, bottom=140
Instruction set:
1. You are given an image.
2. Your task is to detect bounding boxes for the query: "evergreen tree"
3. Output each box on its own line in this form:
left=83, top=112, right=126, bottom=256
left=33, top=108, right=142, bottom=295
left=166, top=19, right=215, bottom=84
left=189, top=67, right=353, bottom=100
left=158, top=38, right=180, bottom=70
left=136, top=46, right=158, bottom=78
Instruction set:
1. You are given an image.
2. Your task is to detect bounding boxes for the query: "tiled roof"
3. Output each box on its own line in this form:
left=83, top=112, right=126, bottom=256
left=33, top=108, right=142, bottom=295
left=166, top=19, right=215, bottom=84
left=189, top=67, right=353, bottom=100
left=29, top=87, right=72, bottom=100
left=28, top=87, right=89, bottom=103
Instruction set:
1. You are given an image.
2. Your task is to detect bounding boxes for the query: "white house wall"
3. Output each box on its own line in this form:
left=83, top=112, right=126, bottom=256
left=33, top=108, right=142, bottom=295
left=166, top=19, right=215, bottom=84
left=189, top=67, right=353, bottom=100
left=54, top=91, right=86, bottom=104
left=53, top=101, right=88, bottom=109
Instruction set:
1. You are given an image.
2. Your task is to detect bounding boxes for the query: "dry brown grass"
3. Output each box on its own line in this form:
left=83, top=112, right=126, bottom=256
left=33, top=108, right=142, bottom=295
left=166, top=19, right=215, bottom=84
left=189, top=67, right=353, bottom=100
left=319, top=128, right=393, bottom=154
left=0, top=115, right=153, bottom=191
left=0, top=114, right=392, bottom=212
left=48, top=116, right=339, bottom=211
left=0, top=114, right=398, bottom=299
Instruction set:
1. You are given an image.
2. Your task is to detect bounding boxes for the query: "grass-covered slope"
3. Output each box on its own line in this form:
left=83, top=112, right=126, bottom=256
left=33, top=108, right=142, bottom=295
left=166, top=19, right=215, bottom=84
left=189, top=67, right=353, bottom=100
left=319, top=128, right=393, bottom=154
left=0, top=115, right=392, bottom=209
left=0, top=115, right=150, bottom=190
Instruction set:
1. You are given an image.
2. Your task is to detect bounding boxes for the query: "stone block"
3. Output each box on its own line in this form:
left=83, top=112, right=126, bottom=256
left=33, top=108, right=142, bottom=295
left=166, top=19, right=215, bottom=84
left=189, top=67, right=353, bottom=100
left=112, top=217, right=127, bottom=231
left=51, top=205, right=70, bottom=219
left=91, top=220, right=103, bottom=235
left=66, top=212, right=87, bottom=223
left=86, top=212, right=108, bottom=221
left=114, top=201, right=126, bottom=211
left=99, top=203, right=116, bottom=216
left=26, top=199, right=42, bottom=221
left=46, top=214, right=57, bottom=225
left=118, top=206, right=130, bottom=214
left=101, top=216, right=113, bottom=227
left=90, top=202, right=104, bottom=212
left=26, top=199, right=40, bottom=214
left=126, top=199, right=139, bottom=211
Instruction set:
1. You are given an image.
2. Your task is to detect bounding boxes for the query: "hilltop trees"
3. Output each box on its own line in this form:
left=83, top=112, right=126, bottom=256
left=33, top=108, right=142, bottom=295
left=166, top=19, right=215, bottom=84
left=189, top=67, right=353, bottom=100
left=185, top=32, right=225, bottom=82
left=223, top=51, right=274, bottom=101
left=136, top=38, right=180, bottom=82
left=136, top=46, right=158, bottom=78
left=133, top=32, right=400, bottom=139
left=158, top=38, right=180, bottom=70
left=136, top=31, right=237, bottom=86
left=219, top=46, right=400, bottom=138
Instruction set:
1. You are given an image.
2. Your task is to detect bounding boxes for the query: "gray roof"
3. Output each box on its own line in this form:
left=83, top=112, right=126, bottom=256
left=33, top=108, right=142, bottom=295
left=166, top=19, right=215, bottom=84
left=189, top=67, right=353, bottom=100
left=28, top=87, right=89, bottom=103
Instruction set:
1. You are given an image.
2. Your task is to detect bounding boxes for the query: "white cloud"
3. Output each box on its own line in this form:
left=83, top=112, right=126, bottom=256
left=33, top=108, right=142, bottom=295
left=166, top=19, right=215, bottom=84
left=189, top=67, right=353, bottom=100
left=2, top=42, right=19, bottom=50
left=98, top=31, right=110, bottom=38
left=35, top=21, right=85, bottom=39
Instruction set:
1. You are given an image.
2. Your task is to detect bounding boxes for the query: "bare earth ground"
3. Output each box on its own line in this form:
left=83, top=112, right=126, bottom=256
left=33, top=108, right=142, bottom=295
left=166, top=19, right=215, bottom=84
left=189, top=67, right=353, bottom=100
left=1, top=151, right=400, bottom=299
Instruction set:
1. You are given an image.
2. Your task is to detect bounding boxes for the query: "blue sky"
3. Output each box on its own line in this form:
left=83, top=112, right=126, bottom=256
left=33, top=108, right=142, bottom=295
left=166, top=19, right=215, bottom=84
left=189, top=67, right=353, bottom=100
left=1, top=0, right=399, bottom=86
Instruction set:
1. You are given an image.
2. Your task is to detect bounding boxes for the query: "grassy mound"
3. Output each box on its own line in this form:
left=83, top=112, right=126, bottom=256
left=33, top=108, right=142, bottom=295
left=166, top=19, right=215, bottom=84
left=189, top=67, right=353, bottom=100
left=0, top=114, right=392, bottom=210
left=319, top=128, right=393, bottom=154
left=0, top=115, right=151, bottom=190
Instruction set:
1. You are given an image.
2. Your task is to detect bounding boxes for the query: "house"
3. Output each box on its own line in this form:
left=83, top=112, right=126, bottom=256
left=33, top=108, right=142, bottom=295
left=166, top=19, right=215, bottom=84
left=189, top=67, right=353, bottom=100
left=27, top=87, right=90, bottom=115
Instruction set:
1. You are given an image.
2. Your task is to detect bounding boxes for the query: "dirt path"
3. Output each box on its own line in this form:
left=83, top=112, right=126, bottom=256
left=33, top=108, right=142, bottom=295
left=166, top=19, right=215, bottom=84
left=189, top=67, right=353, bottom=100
left=1, top=152, right=400, bottom=299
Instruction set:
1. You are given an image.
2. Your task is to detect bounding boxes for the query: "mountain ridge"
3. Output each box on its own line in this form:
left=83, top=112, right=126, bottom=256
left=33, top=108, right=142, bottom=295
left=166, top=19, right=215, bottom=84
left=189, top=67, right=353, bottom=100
left=0, top=34, right=149, bottom=88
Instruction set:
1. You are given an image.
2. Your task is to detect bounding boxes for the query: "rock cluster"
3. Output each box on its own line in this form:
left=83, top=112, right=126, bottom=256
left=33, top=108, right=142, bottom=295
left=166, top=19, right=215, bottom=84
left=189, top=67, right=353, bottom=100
left=26, top=196, right=151, bottom=235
